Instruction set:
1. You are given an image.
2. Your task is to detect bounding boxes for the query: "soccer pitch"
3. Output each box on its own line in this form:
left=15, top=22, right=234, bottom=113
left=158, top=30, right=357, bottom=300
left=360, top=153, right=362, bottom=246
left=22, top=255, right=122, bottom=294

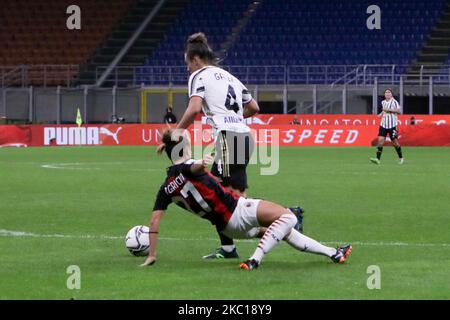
left=1, top=146, right=449, bottom=299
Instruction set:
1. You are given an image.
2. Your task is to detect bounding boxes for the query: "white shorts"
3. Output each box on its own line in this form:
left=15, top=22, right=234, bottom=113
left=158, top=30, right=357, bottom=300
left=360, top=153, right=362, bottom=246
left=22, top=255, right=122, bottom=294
left=222, top=197, right=262, bottom=239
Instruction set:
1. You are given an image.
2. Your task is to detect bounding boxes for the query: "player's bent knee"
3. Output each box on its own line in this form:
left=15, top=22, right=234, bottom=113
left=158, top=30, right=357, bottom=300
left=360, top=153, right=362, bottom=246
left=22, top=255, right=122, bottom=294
left=280, top=212, right=297, bottom=230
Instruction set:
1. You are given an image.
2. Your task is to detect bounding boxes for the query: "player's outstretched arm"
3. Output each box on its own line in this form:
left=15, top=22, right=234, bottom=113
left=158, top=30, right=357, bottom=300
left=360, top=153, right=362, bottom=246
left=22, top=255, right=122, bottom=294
left=177, top=96, right=203, bottom=129
left=141, top=210, right=164, bottom=267
left=190, top=154, right=215, bottom=174
left=243, top=99, right=260, bottom=118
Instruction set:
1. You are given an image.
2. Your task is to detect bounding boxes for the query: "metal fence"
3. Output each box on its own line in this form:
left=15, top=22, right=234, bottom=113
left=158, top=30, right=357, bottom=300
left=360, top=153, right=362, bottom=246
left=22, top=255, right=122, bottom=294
left=1, top=82, right=449, bottom=125
left=0, top=86, right=141, bottom=124
left=1, top=64, right=449, bottom=88
left=95, top=64, right=450, bottom=87
left=1, top=64, right=449, bottom=124
left=0, top=65, right=79, bottom=88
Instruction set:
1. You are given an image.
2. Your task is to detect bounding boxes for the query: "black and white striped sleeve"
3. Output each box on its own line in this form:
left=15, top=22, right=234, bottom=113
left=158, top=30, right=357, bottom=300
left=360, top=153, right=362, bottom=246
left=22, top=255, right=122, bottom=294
left=393, top=100, right=401, bottom=113
left=381, top=100, right=385, bottom=112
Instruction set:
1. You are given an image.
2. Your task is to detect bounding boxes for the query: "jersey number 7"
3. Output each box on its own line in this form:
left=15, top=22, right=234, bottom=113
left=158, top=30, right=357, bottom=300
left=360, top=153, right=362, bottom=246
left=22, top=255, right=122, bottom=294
left=174, top=181, right=212, bottom=216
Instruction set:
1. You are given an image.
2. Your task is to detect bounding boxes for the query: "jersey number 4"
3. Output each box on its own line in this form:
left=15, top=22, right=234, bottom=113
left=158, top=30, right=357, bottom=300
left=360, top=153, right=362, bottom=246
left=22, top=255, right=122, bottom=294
left=225, top=85, right=239, bottom=113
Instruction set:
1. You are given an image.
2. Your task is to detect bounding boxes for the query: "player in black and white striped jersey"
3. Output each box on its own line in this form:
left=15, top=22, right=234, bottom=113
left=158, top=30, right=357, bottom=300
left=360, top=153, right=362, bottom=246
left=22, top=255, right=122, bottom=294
left=370, top=89, right=404, bottom=165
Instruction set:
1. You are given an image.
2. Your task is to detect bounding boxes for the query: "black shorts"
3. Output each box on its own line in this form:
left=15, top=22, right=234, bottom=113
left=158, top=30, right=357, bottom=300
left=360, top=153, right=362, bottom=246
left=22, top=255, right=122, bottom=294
left=378, top=126, right=399, bottom=140
left=211, top=130, right=254, bottom=192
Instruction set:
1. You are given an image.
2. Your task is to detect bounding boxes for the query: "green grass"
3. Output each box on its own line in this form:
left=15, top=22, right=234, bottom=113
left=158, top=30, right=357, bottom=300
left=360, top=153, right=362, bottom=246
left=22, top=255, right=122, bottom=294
left=1, top=146, right=450, bottom=299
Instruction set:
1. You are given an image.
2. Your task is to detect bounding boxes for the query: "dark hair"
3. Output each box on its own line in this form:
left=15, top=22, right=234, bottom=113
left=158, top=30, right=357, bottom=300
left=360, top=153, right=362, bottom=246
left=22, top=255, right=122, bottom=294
left=384, top=88, right=393, bottom=94
left=161, top=129, right=185, bottom=161
left=185, top=32, right=218, bottom=65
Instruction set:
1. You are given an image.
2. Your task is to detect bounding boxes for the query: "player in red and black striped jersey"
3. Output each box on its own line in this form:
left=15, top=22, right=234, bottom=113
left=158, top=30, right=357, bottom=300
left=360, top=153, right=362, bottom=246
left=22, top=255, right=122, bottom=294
left=141, top=129, right=352, bottom=270
left=153, top=159, right=240, bottom=231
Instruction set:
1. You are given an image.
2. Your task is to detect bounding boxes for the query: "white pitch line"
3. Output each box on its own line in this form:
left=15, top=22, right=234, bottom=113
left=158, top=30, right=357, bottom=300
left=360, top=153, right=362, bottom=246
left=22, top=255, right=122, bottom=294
left=1, top=229, right=450, bottom=248
left=0, top=229, right=227, bottom=242
left=41, top=163, right=99, bottom=170
left=0, top=229, right=119, bottom=240
left=40, top=163, right=160, bottom=172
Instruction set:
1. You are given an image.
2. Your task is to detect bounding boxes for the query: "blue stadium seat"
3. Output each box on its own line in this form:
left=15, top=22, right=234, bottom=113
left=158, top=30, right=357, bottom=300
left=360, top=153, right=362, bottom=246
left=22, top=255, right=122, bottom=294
left=139, top=0, right=445, bottom=84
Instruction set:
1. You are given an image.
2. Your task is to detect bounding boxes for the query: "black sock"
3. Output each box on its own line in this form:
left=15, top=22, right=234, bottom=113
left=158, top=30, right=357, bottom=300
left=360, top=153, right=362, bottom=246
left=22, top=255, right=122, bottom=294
left=376, top=146, right=383, bottom=160
left=395, top=145, right=403, bottom=159
left=217, top=226, right=234, bottom=246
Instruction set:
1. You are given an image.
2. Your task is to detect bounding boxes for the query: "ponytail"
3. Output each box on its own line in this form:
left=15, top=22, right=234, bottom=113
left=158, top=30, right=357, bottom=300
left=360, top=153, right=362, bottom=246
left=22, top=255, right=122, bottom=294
left=185, top=32, right=218, bottom=65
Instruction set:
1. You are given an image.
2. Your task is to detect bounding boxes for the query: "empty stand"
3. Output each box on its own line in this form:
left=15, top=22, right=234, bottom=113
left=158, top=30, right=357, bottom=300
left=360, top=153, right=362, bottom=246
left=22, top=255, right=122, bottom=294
left=2, top=0, right=449, bottom=86
left=136, top=0, right=448, bottom=85
left=0, top=0, right=134, bottom=86
left=76, top=0, right=190, bottom=86
left=227, top=0, right=445, bottom=66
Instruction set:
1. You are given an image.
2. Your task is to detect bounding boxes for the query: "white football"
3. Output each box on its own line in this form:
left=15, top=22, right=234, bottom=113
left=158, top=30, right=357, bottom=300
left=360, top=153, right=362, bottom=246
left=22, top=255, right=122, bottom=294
left=125, top=225, right=150, bottom=256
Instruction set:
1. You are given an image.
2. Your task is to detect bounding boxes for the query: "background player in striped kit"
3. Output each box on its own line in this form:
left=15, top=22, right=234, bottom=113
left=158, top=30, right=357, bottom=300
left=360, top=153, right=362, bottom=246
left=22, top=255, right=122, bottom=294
left=370, top=89, right=404, bottom=165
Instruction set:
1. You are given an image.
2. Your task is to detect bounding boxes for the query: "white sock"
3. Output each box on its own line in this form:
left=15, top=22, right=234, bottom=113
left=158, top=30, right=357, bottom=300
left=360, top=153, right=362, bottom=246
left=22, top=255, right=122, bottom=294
left=284, top=229, right=337, bottom=257
left=250, top=213, right=297, bottom=263
left=221, top=245, right=235, bottom=253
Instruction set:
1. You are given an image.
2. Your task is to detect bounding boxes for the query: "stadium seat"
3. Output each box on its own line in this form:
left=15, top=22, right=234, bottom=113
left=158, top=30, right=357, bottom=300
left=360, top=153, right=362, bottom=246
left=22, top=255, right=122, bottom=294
left=0, top=0, right=134, bottom=85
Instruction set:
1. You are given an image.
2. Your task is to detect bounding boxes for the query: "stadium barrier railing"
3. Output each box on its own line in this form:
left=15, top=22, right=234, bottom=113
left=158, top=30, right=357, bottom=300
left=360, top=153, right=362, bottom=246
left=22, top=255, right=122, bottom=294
left=0, top=65, right=79, bottom=88
left=1, top=83, right=450, bottom=125
left=94, top=64, right=450, bottom=87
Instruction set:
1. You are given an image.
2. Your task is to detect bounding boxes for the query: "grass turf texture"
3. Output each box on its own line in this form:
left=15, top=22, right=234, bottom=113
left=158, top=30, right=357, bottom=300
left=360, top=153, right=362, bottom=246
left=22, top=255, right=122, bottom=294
left=0, top=146, right=449, bottom=299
